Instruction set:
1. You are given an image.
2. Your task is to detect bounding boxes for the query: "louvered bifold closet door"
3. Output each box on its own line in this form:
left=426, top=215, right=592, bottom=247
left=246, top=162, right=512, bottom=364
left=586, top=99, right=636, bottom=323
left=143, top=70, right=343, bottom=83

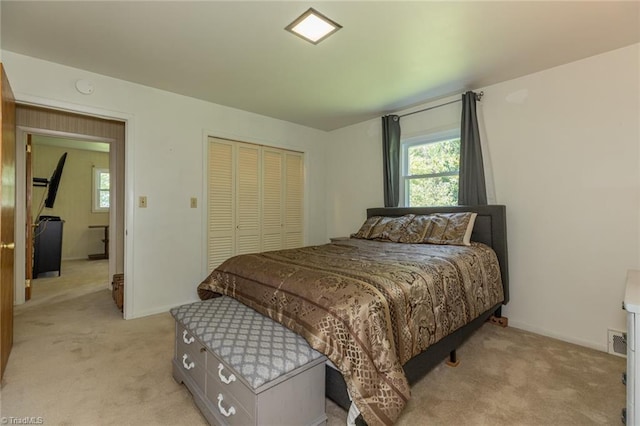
left=207, top=139, right=304, bottom=269
left=261, top=148, right=284, bottom=251
left=284, top=152, right=304, bottom=249
left=207, top=138, right=235, bottom=271
left=235, top=143, right=262, bottom=255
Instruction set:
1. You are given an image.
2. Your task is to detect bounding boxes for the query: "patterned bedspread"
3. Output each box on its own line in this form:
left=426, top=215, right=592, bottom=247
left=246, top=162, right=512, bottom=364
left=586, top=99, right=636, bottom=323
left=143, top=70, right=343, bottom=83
left=197, top=239, right=504, bottom=425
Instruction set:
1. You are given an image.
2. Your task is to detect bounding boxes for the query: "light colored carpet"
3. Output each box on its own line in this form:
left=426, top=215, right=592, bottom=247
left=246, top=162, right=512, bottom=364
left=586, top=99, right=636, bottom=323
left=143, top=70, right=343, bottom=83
left=1, top=261, right=626, bottom=425
left=18, top=258, right=109, bottom=311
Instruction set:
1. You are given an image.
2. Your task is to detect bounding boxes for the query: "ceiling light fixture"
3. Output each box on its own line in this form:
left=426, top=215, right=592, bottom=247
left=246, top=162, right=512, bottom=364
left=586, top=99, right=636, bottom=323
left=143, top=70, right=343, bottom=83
left=285, top=8, right=342, bottom=45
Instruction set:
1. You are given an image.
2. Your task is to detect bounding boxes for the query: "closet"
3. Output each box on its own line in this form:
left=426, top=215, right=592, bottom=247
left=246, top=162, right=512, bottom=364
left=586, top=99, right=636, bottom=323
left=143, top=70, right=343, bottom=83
left=207, top=137, right=304, bottom=271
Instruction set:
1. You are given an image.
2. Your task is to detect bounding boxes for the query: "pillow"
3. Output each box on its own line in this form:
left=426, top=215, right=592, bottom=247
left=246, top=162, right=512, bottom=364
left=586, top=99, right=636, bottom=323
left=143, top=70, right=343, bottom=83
left=351, top=214, right=415, bottom=241
left=351, top=216, right=383, bottom=239
left=396, top=215, right=432, bottom=243
left=352, top=212, right=477, bottom=246
left=375, top=214, right=415, bottom=242
left=418, top=212, right=478, bottom=246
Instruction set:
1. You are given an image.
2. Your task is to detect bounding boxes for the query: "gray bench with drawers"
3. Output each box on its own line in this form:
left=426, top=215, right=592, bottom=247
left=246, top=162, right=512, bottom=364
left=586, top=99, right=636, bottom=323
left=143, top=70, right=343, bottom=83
left=171, top=296, right=328, bottom=426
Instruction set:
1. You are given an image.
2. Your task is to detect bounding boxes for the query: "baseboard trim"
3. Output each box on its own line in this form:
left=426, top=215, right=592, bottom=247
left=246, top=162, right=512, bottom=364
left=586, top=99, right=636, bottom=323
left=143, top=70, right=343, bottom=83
left=127, top=298, right=201, bottom=320
left=508, top=320, right=607, bottom=353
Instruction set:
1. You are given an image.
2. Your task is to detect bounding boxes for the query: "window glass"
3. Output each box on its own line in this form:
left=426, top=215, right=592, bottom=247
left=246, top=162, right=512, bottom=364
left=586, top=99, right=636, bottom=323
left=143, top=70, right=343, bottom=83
left=402, top=133, right=460, bottom=207
left=93, top=168, right=110, bottom=211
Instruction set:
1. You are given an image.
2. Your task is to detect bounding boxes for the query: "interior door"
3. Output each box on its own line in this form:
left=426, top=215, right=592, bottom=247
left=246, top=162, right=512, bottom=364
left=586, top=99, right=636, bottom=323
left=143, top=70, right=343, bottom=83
left=25, top=134, right=32, bottom=300
left=0, top=63, right=17, bottom=380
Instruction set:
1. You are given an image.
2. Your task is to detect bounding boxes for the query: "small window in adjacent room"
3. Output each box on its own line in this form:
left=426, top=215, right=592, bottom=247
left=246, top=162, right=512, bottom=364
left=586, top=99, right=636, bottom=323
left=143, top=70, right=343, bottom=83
left=401, top=130, right=460, bottom=207
left=93, top=167, right=110, bottom=212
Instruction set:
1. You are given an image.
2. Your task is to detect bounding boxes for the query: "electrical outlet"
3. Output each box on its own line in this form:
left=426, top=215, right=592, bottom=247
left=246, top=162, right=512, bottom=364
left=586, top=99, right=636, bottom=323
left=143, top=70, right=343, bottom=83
left=139, top=196, right=147, bottom=208
left=190, top=197, right=197, bottom=208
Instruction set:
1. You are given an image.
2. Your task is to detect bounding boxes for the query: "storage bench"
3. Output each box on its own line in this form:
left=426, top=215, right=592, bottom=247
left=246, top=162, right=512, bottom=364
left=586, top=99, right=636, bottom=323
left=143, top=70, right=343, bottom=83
left=170, top=296, right=327, bottom=426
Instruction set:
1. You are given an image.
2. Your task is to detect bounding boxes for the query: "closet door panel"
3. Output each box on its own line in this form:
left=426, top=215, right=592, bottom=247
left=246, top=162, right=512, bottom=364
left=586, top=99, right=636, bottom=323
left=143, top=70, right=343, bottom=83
left=236, top=143, right=261, bottom=255
left=262, top=148, right=284, bottom=252
left=284, top=152, right=304, bottom=249
left=208, top=138, right=235, bottom=270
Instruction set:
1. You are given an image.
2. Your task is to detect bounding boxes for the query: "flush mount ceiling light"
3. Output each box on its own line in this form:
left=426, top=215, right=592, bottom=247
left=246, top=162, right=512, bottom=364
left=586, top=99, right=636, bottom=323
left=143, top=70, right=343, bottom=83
left=285, top=8, right=342, bottom=45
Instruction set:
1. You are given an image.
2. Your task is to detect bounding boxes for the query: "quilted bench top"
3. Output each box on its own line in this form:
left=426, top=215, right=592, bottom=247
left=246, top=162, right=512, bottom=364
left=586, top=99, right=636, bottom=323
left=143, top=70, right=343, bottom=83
left=170, top=296, right=325, bottom=389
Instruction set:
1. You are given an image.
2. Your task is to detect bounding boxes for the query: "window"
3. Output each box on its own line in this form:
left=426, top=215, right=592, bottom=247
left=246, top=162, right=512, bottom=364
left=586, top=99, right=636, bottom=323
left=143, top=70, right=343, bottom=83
left=93, top=168, right=110, bottom=212
left=401, top=130, right=460, bottom=207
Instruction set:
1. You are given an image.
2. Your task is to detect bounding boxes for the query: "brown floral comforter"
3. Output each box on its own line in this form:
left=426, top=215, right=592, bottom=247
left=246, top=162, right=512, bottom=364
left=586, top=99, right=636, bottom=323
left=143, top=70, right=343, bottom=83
left=198, top=239, right=503, bottom=425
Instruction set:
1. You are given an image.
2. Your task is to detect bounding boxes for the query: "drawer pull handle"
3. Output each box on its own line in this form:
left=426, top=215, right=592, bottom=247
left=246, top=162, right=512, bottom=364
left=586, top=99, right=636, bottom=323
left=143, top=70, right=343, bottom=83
left=218, top=363, right=237, bottom=384
left=182, top=330, right=195, bottom=344
left=182, top=354, right=195, bottom=370
left=217, top=394, right=236, bottom=417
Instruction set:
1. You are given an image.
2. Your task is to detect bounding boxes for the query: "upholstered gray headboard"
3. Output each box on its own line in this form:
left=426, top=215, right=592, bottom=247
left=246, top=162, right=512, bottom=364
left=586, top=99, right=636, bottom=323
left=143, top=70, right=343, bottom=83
left=366, top=205, right=509, bottom=305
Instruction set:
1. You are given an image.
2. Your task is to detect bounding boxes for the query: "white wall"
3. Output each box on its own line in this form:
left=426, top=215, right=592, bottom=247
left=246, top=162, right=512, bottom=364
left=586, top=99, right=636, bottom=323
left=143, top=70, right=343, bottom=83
left=326, top=44, right=640, bottom=351
left=0, top=2, right=2, bottom=62
left=2, top=50, right=327, bottom=319
left=325, top=97, right=462, bottom=238
left=483, top=43, right=639, bottom=350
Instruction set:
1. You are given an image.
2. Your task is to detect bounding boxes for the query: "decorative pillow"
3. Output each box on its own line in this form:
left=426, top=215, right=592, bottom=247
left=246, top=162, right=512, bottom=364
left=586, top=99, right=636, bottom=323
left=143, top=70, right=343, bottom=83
left=375, top=214, right=415, bottom=242
left=351, top=215, right=415, bottom=241
left=396, top=215, right=433, bottom=243
left=364, top=216, right=396, bottom=240
left=352, top=212, right=477, bottom=246
left=351, top=216, right=383, bottom=239
left=419, top=212, right=478, bottom=246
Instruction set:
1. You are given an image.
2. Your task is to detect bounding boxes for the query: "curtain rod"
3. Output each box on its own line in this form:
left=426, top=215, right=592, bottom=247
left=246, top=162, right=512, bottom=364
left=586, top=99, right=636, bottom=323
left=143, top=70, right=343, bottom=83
left=398, top=91, right=484, bottom=119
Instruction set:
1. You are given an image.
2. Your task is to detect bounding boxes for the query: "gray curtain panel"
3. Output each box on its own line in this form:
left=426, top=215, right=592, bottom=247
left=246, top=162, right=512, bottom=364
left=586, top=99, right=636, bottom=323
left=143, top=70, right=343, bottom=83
left=382, top=115, right=401, bottom=207
left=458, top=91, right=487, bottom=205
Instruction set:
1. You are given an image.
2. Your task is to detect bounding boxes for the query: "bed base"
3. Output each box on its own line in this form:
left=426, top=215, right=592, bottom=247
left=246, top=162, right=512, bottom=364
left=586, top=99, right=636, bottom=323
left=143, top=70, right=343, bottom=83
left=325, top=302, right=503, bottom=411
left=446, top=350, right=460, bottom=367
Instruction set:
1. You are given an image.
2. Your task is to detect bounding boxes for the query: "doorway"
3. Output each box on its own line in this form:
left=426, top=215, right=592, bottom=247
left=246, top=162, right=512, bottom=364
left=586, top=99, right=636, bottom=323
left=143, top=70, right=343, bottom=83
left=14, top=104, right=125, bottom=314
left=27, top=134, right=112, bottom=306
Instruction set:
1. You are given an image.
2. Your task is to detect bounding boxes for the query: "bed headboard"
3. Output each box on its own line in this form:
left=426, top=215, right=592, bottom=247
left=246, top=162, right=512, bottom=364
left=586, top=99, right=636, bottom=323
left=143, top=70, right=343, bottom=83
left=366, top=205, right=509, bottom=305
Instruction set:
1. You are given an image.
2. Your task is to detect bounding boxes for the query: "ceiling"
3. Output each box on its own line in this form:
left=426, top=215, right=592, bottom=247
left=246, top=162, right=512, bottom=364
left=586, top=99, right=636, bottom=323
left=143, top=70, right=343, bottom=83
left=2, top=1, right=639, bottom=131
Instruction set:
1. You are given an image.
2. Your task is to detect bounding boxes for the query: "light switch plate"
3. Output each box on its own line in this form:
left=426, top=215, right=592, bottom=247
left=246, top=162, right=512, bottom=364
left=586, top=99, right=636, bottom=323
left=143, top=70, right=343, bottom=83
left=190, top=197, right=197, bottom=208
left=139, top=196, right=147, bottom=208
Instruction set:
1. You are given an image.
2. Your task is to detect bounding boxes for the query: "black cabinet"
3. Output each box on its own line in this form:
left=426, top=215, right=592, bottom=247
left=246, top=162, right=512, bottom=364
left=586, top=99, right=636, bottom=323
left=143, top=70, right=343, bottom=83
left=33, top=216, right=63, bottom=278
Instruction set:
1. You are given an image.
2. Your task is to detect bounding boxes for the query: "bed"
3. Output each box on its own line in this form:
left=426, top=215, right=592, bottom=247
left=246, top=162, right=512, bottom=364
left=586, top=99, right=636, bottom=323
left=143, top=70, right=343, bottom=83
left=198, top=205, right=509, bottom=425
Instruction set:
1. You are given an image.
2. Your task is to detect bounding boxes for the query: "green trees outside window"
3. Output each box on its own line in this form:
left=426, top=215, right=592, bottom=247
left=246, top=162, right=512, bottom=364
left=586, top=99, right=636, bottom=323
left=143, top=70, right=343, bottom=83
left=403, top=137, right=460, bottom=206
left=93, top=168, right=110, bottom=212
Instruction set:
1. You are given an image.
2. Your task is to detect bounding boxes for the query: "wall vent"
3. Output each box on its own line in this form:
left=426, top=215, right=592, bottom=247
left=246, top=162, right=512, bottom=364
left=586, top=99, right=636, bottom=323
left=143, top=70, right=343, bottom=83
left=608, top=329, right=627, bottom=357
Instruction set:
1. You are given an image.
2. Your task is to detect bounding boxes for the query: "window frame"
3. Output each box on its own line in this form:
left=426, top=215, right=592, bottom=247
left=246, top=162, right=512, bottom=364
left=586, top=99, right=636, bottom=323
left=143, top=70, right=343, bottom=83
left=92, top=167, right=110, bottom=213
left=400, top=128, right=461, bottom=207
